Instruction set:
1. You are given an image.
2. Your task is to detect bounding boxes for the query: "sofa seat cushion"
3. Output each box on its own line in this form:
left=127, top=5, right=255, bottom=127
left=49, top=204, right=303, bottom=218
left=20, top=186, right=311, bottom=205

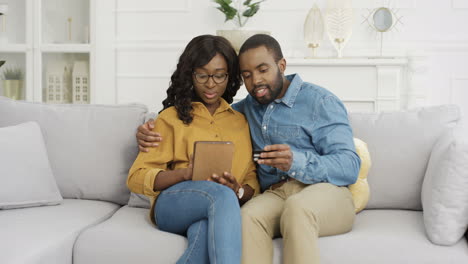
left=272, top=210, right=468, bottom=264
left=75, top=208, right=468, bottom=264
left=74, top=205, right=186, bottom=264
left=0, top=199, right=119, bottom=264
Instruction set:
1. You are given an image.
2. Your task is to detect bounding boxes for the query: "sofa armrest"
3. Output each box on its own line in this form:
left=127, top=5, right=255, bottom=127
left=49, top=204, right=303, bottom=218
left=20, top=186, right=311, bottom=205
left=421, top=125, right=468, bottom=246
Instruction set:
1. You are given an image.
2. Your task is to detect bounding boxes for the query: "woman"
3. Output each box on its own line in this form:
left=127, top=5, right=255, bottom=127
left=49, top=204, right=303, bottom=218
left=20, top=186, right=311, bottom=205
left=127, top=35, right=259, bottom=264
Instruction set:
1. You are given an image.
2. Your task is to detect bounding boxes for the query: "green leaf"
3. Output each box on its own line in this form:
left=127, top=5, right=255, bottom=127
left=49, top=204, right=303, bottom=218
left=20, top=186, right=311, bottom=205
left=242, top=4, right=260, bottom=17
left=213, top=0, right=237, bottom=21
left=220, top=8, right=237, bottom=20
left=243, top=0, right=252, bottom=5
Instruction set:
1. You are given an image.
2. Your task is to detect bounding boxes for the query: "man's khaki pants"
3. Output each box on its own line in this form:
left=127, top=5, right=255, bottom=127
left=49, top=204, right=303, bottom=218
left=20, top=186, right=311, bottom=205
left=241, top=181, right=355, bottom=264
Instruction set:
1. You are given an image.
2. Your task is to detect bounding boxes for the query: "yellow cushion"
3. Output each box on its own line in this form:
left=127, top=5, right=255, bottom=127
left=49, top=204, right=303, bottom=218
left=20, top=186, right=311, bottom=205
left=349, top=138, right=371, bottom=213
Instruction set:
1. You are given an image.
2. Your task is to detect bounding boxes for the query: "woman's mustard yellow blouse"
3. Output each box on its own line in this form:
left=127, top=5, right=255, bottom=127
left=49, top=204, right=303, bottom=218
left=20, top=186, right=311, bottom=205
left=127, top=99, right=260, bottom=223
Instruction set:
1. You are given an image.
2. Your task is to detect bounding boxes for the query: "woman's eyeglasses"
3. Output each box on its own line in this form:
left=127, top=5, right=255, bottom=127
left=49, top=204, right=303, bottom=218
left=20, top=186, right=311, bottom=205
left=193, top=72, right=228, bottom=84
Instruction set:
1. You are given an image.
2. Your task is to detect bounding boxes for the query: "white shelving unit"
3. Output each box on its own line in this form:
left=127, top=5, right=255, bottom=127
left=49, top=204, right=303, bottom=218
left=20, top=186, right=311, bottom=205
left=0, top=0, right=94, bottom=104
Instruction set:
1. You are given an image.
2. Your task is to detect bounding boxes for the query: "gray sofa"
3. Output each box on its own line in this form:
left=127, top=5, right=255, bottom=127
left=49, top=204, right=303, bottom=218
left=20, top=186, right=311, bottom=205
left=0, top=96, right=467, bottom=264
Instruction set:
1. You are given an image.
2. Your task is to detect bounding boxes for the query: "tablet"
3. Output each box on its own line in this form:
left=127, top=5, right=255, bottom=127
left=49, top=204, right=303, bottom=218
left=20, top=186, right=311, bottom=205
left=192, top=141, right=234, bottom=181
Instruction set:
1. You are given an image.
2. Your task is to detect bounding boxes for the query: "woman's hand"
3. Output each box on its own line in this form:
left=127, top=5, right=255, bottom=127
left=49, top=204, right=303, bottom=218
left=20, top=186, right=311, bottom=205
left=209, top=172, right=241, bottom=194
left=136, top=119, right=163, bottom=152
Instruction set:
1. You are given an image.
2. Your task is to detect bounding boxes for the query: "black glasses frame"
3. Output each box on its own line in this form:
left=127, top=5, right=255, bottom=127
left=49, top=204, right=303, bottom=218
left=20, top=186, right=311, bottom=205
left=193, top=72, right=228, bottom=84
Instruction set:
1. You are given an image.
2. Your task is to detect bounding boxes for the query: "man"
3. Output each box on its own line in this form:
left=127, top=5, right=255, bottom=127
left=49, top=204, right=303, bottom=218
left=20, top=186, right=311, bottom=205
left=137, top=34, right=361, bottom=264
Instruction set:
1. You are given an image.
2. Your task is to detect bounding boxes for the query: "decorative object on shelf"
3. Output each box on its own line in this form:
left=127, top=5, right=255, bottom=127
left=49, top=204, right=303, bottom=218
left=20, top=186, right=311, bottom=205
left=72, top=61, right=89, bottom=104
left=45, top=63, right=72, bottom=104
left=324, top=0, right=354, bottom=58
left=213, top=0, right=270, bottom=52
left=304, top=4, right=325, bottom=58
left=67, top=17, right=72, bottom=43
left=363, top=3, right=403, bottom=56
left=0, top=3, right=8, bottom=44
left=2, top=67, right=24, bottom=100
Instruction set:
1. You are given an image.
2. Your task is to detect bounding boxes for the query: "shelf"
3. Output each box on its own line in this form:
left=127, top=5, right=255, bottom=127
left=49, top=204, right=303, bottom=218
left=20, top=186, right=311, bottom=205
left=42, top=0, right=90, bottom=45
left=0, top=44, right=29, bottom=53
left=287, top=57, right=409, bottom=66
left=41, top=44, right=91, bottom=53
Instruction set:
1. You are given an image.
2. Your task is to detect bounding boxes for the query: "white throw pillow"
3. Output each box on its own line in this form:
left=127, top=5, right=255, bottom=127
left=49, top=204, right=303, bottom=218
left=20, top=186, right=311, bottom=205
left=422, top=125, right=468, bottom=246
left=0, top=122, right=63, bottom=209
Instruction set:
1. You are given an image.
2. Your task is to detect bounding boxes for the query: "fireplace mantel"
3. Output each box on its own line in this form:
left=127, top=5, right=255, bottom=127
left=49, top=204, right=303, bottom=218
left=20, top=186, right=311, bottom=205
left=235, top=57, right=414, bottom=113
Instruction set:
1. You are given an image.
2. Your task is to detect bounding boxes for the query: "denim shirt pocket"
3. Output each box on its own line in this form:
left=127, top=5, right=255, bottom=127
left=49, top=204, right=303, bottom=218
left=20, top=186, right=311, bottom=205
left=272, top=125, right=301, bottom=139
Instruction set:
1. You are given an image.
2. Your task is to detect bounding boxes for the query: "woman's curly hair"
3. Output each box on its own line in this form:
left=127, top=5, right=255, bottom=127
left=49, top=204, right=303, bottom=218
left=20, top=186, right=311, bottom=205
left=160, top=35, right=242, bottom=124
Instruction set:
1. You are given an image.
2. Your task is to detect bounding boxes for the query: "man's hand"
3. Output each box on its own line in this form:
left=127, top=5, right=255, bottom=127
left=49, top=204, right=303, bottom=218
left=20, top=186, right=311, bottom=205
left=257, top=144, right=293, bottom=172
left=209, top=172, right=241, bottom=194
left=136, top=119, right=163, bottom=152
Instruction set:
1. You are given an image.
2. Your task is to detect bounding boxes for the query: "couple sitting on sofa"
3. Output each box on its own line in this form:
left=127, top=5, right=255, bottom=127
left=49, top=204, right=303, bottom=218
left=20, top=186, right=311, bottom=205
left=127, top=33, right=362, bottom=264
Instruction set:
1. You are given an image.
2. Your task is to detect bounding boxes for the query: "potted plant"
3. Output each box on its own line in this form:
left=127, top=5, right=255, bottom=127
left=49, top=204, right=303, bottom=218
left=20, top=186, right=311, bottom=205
left=2, top=67, right=24, bottom=100
left=214, top=0, right=270, bottom=52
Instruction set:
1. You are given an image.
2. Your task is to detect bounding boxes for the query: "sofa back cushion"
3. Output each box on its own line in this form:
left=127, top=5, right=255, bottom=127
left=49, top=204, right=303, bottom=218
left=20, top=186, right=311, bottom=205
left=349, top=105, right=460, bottom=210
left=0, top=96, right=147, bottom=205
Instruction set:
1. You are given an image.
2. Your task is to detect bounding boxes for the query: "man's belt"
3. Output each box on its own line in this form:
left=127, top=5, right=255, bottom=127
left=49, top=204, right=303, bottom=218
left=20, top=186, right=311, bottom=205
left=269, top=177, right=296, bottom=190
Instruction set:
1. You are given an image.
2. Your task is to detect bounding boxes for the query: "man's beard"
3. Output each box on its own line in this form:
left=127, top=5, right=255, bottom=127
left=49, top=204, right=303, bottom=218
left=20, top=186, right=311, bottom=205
left=251, top=68, right=283, bottom=105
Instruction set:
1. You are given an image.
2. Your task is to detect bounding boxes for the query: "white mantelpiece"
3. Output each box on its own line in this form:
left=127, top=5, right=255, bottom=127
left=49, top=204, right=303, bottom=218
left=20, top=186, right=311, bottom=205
left=234, top=57, right=411, bottom=113
left=285, top=57, right=409, bottom=113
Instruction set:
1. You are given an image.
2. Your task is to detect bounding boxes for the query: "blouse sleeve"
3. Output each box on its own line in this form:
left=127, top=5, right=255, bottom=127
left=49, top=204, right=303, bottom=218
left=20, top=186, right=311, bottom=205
left=127, top=116, right=174, bottom=197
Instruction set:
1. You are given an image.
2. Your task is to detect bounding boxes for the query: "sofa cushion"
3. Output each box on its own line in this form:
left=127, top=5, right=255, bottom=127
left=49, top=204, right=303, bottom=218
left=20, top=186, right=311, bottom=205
left=75, top=207, right=468, bottom=264
left=0, top=122, right=62, bottom=209
left=74, top=206, right=186, bottom=264
left=0, top=96, right=148, bottom=205
left=348, top=138, right=371, bottom=213
left=349, top=105, right=460, bottom=210
left=422, top=125, right=468, bottom=246
left=272, top=210, right=468, bottom=264
left=0, top=199, right=119, bottom=264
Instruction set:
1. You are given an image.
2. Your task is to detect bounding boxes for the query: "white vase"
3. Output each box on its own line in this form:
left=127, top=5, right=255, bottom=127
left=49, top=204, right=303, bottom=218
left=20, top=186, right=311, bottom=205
left=3, top=80, right=23, bottom=100
left=216, top=29, right=271, bottom=53
left=325, top=0, right=354, bottom=58
left=304, top=4, right=325, bottom=58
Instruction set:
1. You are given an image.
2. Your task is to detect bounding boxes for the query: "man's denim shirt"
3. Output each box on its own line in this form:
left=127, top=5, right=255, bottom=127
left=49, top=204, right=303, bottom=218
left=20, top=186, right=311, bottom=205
left=233, top=74, right=361, bottom=192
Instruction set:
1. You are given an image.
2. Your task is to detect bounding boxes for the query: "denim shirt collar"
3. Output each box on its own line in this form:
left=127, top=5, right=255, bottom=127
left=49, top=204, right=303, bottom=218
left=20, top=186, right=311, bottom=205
left=274, top=74, right=303, bottom=108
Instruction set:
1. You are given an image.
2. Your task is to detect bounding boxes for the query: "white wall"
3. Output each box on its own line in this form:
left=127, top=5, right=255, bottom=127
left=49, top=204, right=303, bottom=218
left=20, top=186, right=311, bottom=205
left=97, top=0, right=468, bottom=124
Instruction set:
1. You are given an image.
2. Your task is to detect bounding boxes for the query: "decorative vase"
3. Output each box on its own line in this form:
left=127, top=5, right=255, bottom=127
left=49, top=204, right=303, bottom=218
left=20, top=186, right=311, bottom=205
left=304, top=4, right=325, bottom=58
left=216, top=29, right=271, bottom=53
left=325, top=0, right=354, bottom=58
left=3, top=80, right=23, bottom=100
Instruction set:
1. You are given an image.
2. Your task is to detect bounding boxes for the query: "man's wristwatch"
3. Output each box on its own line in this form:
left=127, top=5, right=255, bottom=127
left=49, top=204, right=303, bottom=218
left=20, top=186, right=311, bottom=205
left=237, top=186, right=245, bottom=199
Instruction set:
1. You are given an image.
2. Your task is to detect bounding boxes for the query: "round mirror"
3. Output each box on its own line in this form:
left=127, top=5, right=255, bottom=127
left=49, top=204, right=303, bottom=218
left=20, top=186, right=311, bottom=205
left=373, top=7, right=393, bottom=32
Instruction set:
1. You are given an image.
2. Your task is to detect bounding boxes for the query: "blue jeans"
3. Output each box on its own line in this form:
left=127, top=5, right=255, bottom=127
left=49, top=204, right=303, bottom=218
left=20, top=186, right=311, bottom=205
left=155, top=180, right=241, bottom=264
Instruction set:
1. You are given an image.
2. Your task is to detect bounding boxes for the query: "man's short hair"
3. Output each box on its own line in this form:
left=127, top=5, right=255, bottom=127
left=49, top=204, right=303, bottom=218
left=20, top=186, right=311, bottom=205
left=239, top=34, right=284, bottom=63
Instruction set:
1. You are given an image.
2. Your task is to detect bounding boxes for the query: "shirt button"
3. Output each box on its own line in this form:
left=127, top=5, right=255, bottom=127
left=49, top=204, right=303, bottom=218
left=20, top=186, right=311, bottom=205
left=281, top=176, right=285, bottom=180
left=270, top=105, right=274, bottom=109
left=263, top=125, right=267, bottom=130
left=215, top=135, right=219, bottom=137
left=291, top=172, right=296, bottom=176
left=210, top=121, right=214, bottom=124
